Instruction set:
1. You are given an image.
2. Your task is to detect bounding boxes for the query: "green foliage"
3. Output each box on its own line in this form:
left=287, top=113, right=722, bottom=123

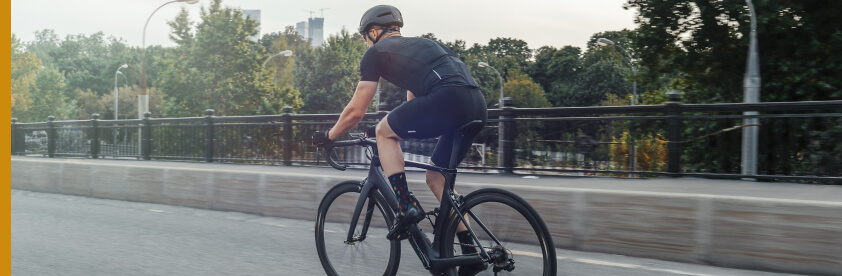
left=526, top=30, right=638, bottom=108
left=11, top=34, right=41, bottom=116
left=625, top=0, right=842, bottom=103
left=484, top=37, right=532, bottom=69
left=499, top=70, right=551, bottom=108
left=609, top=131, right=668, bottom=175
left=97, top=85, right=166, bottom=120
left=157, top=0, right=302, bottom=117
left=20, top=66, right=67, bottom=122
left=627, top=0, right=842, bottom=177
left=294, top=29, right=367, bottom=113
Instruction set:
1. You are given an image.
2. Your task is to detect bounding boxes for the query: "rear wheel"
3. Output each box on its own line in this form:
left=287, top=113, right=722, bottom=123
left=441, top=188, right=557, bottom=276
left=315, top=181, right=400, bottom=276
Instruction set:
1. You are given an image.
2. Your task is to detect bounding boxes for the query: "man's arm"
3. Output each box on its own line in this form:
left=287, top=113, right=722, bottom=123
left=328, top=81, right=378, bottom=140
left=407, top=90, right=415, bottom=101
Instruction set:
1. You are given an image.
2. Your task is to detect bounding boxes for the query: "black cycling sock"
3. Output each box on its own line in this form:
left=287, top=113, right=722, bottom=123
left=388, top=172, right=415, bottom=216
left=457, top=231, right=477, bottom=254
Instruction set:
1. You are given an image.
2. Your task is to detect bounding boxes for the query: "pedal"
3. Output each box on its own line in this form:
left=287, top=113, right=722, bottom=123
left=425, top=208, right=439, bottom=217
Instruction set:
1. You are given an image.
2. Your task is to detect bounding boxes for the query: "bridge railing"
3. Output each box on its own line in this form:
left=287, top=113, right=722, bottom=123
left=11, top=98, right=842, bottom=184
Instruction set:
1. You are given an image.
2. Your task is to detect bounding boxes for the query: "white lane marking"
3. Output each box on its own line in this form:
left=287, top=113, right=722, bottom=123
left=510, top=249, right=544, bottom=258
left=643, top=269, right=716, bottom=276
left=574, top=258, right=644, bottom=268
left=553, top=256, right=718, bottom=276
left=148, top=209, right=167, bottom=213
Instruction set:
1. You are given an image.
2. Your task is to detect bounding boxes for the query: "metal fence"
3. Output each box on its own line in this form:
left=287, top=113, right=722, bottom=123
left=11, top=98, right=842, bottom=184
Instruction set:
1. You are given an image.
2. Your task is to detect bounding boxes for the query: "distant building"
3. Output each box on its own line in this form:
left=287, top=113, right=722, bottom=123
left=296, top=21, right=308, bottom=39
left=242, top=9, right=261, bottom=41
left=308, top=17, right=324, bottom=47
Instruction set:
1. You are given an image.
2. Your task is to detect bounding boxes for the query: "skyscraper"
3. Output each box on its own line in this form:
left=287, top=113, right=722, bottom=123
left=242, top=9, right=261, bottom=41
left=308, top=17, right=324, bottom=47
left=296, top=21, right=308, bottom=39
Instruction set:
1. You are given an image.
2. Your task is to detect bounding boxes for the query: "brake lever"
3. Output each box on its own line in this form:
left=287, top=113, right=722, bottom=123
left=316, top=147, right=322, bottom=166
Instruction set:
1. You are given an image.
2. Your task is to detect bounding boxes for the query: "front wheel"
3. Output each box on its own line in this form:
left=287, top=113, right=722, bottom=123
left=315, top=180, right=400, bottom=276
left=441, top=188, right=557, bottom=276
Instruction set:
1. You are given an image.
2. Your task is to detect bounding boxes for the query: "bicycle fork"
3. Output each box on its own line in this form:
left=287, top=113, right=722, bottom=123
left=344, top=180, right=376, bottom=244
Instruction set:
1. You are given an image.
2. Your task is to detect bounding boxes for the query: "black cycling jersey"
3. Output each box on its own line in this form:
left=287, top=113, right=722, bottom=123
left=359, top=36, right=479, bottom=97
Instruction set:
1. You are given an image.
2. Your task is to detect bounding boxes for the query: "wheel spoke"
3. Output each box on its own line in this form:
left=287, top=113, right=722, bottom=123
left=443, top=189, right=556, bottom=276
left=315, top=182, right=400, bottom=276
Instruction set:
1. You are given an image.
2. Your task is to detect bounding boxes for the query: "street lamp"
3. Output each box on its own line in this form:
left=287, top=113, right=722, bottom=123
left=477, top=62, right=504, bottom=107
left=478, top=61, right=507, bottom=169
left=114, top=64, right=128, bottom=122
left=597, top=38, right=637, bottom=105
left=597, top=38, right=639, bottom=176
left=742, top=0, right=760, bottom=179
left=114, top=64, right=128, bottom=156
left=140, top=0, right=200, bottom=119
left=262, top=50, right=293, bottom=67
left=117, top=71, right=129, bottom=148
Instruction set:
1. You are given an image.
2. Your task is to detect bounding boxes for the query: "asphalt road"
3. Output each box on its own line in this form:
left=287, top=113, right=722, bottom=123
left=11, top=190, right=803, bottom=276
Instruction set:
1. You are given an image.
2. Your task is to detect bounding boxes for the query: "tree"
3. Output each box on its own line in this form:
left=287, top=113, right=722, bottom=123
left=485, top=37, right=532, bottom=69
left=98, top=85, right=165, bottom=119
left=625, top=0, right=842, bottom=103
left=500, top=70, right=551, bottom=108
left=261, top=26, right=311, bottom=87
left=22, top=66, right=67, bottom=121
left=157, top=0, right=302, bottom=117
left=626, top=0, right=842, bottom=177
left=11, top=34, right=42, bottom=119
left=295, top=29, right=367, bottom=114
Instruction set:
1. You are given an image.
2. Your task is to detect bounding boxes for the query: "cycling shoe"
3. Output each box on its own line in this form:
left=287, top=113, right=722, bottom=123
left=386, top=207, right=423, bottom=240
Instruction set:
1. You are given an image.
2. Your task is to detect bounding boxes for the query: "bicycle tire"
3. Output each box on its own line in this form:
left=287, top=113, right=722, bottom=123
left=440, top=188, right=557, bottom=276
left=315, top=180, right=401, bottom=276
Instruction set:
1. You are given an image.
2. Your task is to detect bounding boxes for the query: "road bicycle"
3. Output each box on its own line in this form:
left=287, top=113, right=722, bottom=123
left=315, top=120, right=557, bottom=275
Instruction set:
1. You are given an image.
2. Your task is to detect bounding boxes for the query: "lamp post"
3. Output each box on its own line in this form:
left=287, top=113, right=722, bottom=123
left=478, top=61, right=506, bottom=169
left=114, top=64, right=128, bottom=152
left=262, top=50, right=293, bottom=67
left=742, top=0, right=760, bottom=180
left=114, top=64, right=128, bottom=121
left=118, top=71, right=129, bottom=147
left=477, top=62, right=504, bottom=107
left=140, top=0, right=200, bottom=119
left=597, top=38, right=637, bottom=104
left=597, top=37, right=638, bottom=176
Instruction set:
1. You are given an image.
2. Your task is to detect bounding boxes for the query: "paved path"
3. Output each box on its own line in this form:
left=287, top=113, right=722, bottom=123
left=12, top=189, right=803, bottom=276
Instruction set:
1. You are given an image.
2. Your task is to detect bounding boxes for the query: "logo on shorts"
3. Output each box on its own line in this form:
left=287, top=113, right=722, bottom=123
left=407, top=130, right=416, bottom=133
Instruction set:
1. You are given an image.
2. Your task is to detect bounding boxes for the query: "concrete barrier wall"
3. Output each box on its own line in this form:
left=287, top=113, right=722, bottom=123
left=10, top=158, right=842, bottom=276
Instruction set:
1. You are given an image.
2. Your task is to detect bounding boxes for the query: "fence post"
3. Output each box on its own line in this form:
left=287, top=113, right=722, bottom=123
left=204, top=109, right=215, bottom=163
left=142, top=112, right=152, bottom=160
left=499, top=97, right=515, bottom=174
left=666, top=91, right=682, bottom=177
left=47, top=116, right=56, bottom=158
left=11, top=118, right=18, bottom=155
left=90, top=113, right=100, bottom=158
left=282, top=106, right=292, bottom=166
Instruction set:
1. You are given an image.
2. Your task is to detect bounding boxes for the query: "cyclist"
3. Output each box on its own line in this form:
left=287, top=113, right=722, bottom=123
left=312, top=4, right=488, bottom=275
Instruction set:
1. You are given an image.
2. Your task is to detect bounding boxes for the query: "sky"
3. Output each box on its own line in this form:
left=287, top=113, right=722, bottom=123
left=11, top=0, right=639, bottom=51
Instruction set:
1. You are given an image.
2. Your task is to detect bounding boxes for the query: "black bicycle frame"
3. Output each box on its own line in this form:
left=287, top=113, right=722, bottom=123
left=336, top=134, right=494, bottom=271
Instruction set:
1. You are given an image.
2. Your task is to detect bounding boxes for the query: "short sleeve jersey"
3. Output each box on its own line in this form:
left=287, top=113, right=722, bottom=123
left=359, top=37, right=480, bottom=97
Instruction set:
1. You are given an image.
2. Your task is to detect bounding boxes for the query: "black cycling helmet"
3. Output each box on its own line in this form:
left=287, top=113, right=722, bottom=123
left=359, top=5, right=403, bottom=43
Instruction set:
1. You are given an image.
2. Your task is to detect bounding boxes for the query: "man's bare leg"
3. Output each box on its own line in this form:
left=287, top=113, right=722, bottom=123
left=426, top=167, right=469, bottom=232
left=375, top=117, right=404, bottom=176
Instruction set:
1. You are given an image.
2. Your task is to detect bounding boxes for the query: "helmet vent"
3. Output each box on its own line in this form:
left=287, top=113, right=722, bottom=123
left=377, top=12, right=392, bottom=17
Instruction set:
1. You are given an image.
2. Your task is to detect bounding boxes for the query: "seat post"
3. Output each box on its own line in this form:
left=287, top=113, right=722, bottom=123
left=447, top=120, right=484, bottom=170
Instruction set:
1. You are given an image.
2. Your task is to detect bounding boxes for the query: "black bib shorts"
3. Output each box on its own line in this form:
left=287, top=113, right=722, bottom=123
left=386, top=86, right=487, bottom=167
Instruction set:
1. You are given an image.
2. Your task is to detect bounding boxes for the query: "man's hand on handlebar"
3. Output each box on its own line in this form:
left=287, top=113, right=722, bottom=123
left=312, top=130, right=333, bottom=147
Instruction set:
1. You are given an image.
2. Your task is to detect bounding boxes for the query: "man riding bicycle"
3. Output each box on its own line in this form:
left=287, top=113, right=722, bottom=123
left=312, top=5, right=488, bottom=275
